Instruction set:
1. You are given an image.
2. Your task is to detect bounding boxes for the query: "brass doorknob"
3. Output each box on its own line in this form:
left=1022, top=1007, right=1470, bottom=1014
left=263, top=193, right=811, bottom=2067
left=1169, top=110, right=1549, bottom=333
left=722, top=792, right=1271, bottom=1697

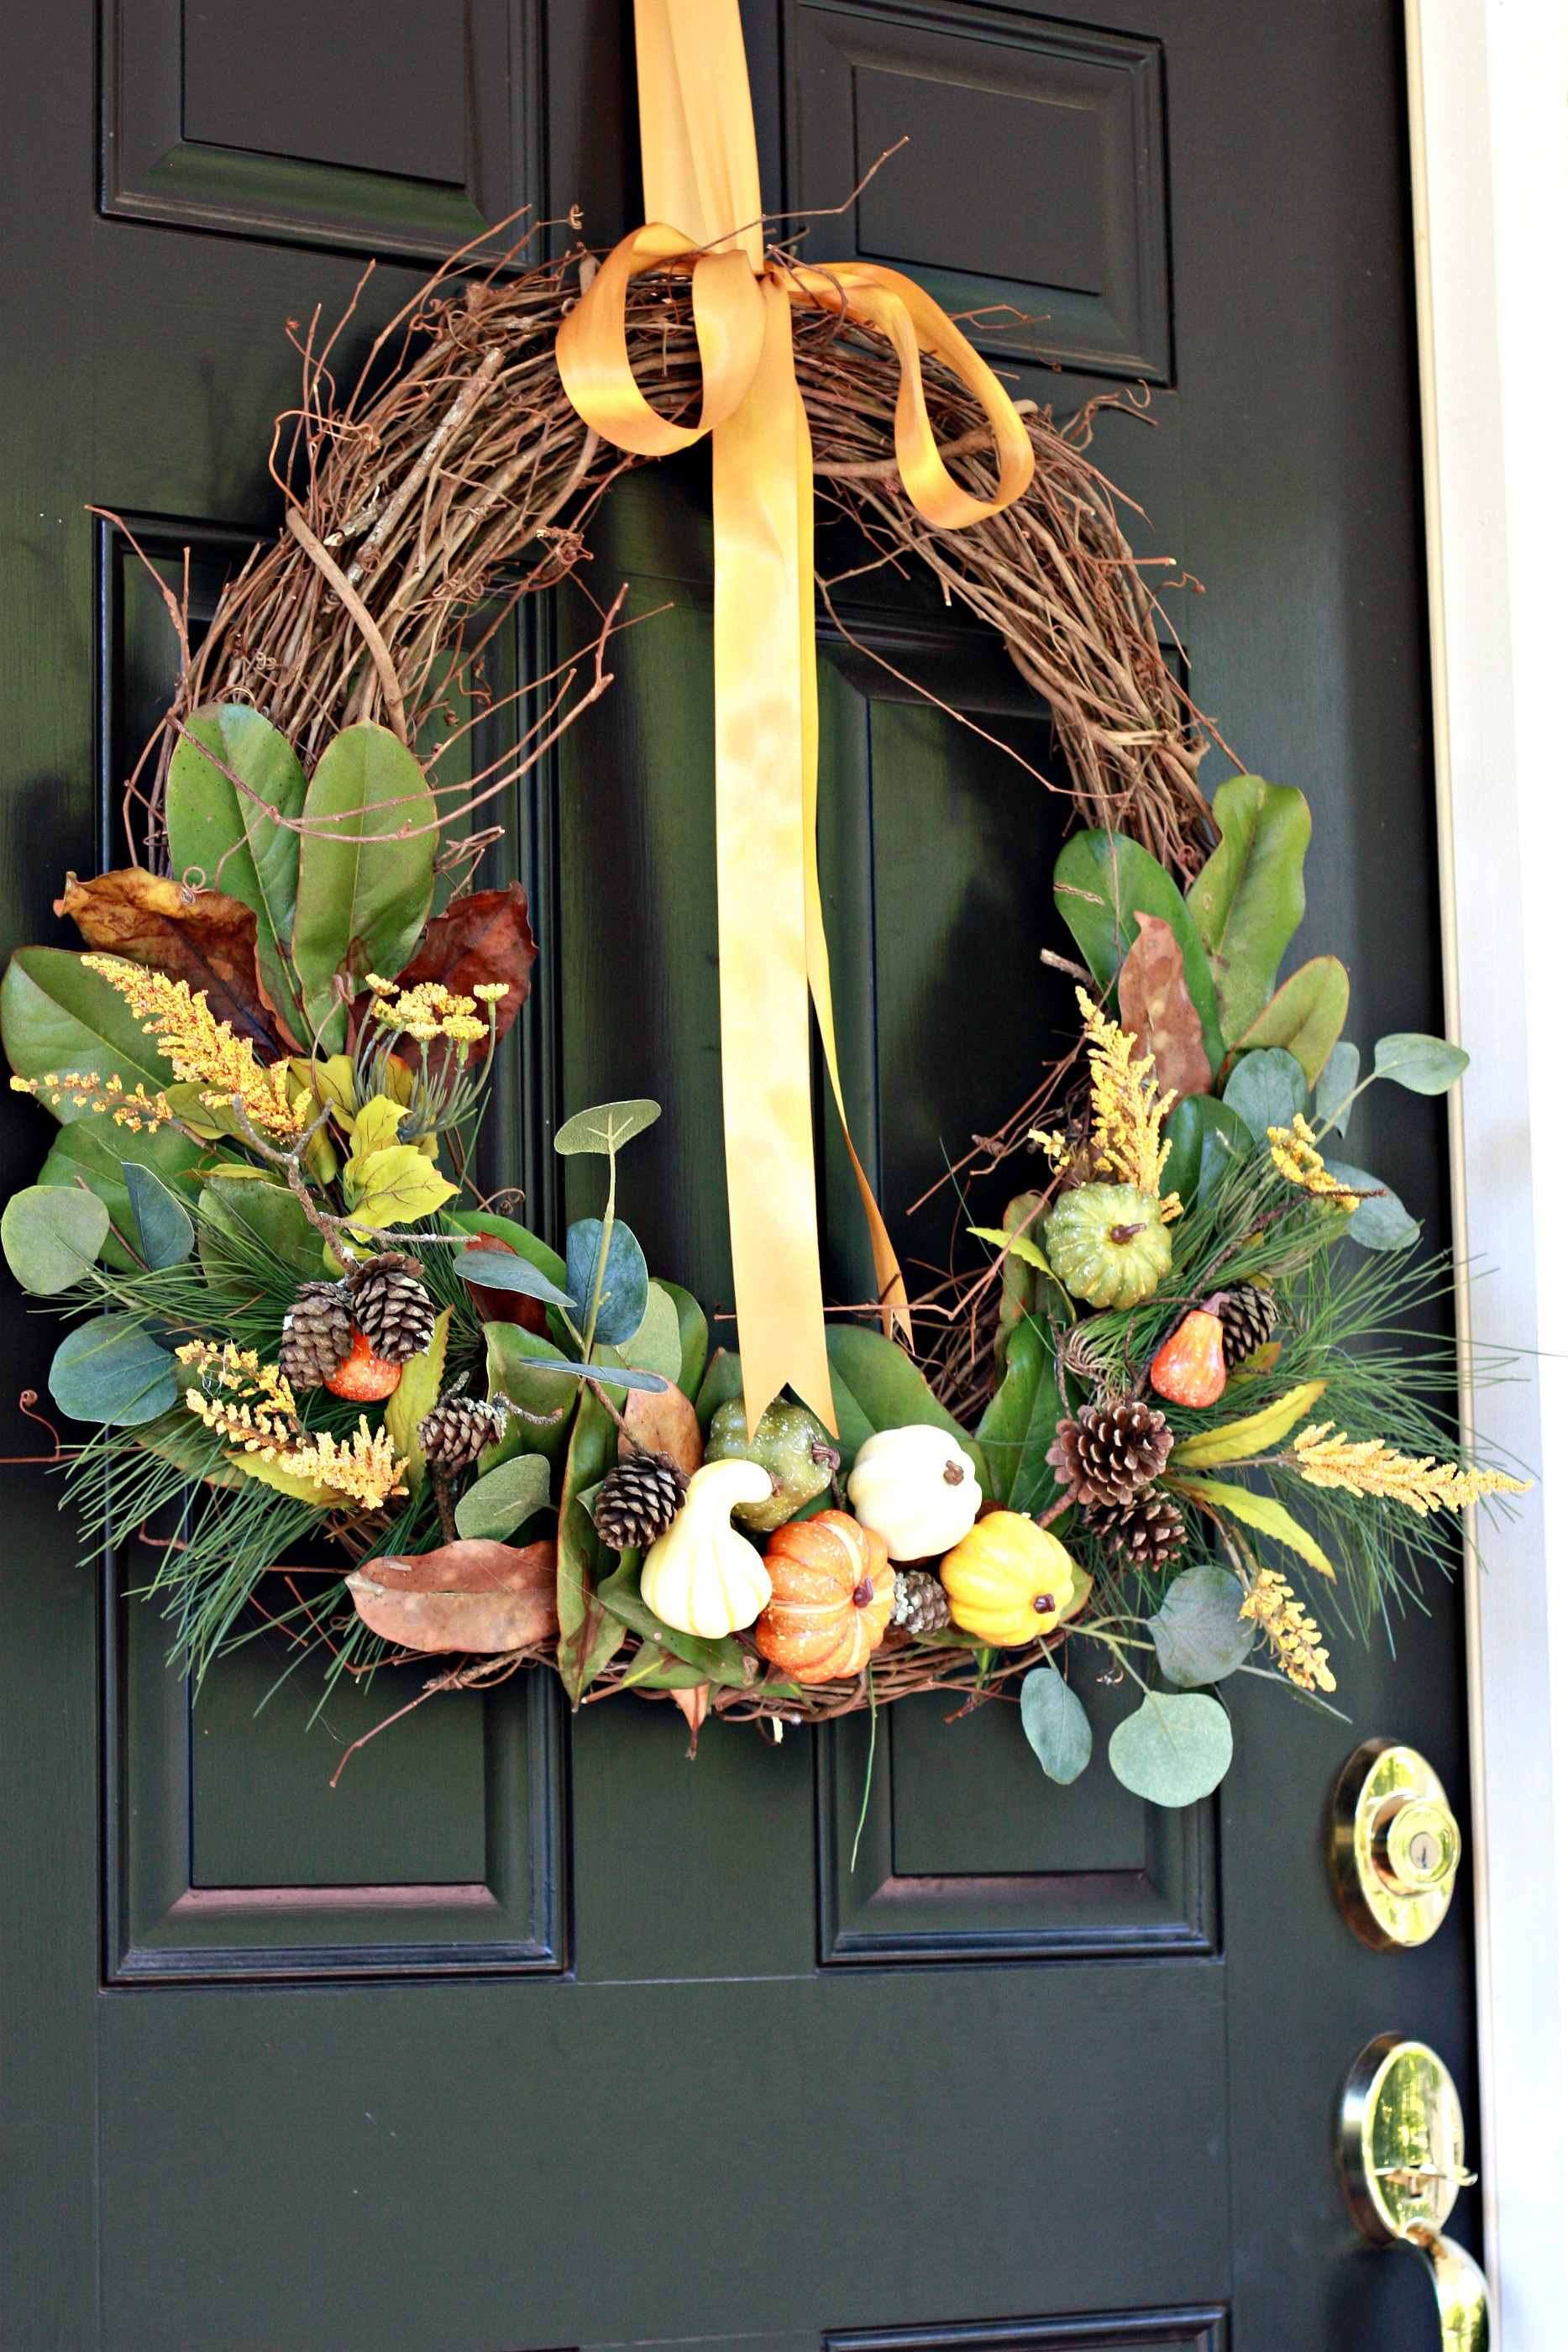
left=1331, top=1739, right=1462, bottom=1947
left=1340, top=2034, right=1489, bottom=2349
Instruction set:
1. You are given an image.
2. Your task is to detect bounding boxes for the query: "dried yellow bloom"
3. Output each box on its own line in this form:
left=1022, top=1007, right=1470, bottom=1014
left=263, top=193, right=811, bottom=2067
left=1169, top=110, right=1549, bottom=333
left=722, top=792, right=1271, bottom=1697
left=1075, top=988, right=1179, bottom=1208
left=1292, top=1424, right=1531, bottom=1514
left=81, top=957, right=301, bottom=1139
left=10, top=1069, right=176, bottom=1131
left=1240, top=1565, right=1336, bottom=1692
left=1267, top=1115, right=1359, bottom=1208
left=280, top=1420, right=408, bottom=1510
left=176, top=1340, right=406, bottom=1509
left=370, top=979, right=491, bottom=1046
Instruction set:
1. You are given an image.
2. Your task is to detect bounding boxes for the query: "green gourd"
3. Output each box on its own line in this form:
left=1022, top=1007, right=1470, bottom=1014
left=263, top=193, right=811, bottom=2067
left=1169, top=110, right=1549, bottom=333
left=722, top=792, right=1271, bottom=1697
left=703, top=1396, right=836, bottom=1530
left=1046, top=1183, right=1172, bottom=1310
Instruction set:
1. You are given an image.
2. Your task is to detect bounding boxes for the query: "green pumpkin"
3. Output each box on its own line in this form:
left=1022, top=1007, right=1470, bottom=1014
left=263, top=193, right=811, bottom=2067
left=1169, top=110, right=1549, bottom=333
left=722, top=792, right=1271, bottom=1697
left=1046, top=1183, right=1172, bottom=1310
left=703, top=1396, right=836, bottom=1530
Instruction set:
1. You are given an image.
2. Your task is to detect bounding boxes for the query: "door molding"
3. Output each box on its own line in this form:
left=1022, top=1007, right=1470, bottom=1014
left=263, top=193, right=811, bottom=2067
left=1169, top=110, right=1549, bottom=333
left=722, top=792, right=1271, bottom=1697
left=1406, top=3, right=1568, bottom=2339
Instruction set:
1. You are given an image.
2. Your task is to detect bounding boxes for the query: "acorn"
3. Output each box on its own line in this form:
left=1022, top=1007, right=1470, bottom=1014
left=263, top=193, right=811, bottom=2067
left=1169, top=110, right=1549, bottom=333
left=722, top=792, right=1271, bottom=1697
left=323, top=1328, right=403, bottom=1401
left=1148, top=1309, right=1227, bottom=1408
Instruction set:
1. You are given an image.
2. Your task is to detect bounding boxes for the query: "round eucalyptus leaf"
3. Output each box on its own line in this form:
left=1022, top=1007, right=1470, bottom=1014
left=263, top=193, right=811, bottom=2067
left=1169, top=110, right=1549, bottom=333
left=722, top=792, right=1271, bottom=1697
left=1221, top=1047, right=1308, bottom=1142
left=124, top=1160, right=195, bottom=1269
left=1107, top=1690, right=1234, bottom=1808
left=1020, top=1662, right=1093, bottom=1785
left=1314, top=1039, right=1361, bottom=1136
left=565, top=1216, right=649, bottom=1348
left=49, top=1315, right=179, bottom=1426
left=2, top=1184, right=110, bottom=1294
left=1320, top=1160, right=1420, bottom=1251
left=1372, top=1032, right=1469, bottom=1095
left=553, top=1099, right=662, bottom=1158
left=1150, top=1565, right=1255, bottom=1687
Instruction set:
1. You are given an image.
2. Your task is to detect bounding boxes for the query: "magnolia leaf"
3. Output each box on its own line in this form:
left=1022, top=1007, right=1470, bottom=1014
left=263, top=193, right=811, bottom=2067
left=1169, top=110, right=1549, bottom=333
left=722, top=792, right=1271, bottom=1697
left=235, top=1452, right=334, bottom=1504
left=349, top=1541, right=557, bottom=1654
left=1108, top=1691, right=1234, bottom=1806
left=969, top=1225, right=1051, bottom=1275
left=382, top=1306, right=450, bottom=1490
left=1117, top=910, right=1213, bottom=1101
left=595, top=1557, right=752, bottom=1684
left=346, top=1094, right=406, bottom=1162
left=994, top=1190, right=1047, bottom=1359
left=1315, top=1040, right=1361, bottom=1137
left=1177, top=1476, right=1337, bottom=1578
left=1373, top=1032, right=1471, bottom=1095
left=1320, top=1160, right=1420, bottom=1251
left=1170, top=1379, right=1328, bottom=1468
left=291, top=723, right=436, bottom=1050
left=1159, top=1095, right=1255, bottom=1211
left=554, top=1098, right=662, bottom=1158
left=2, top=1184, right=110, bottom=1293
left=454, top=1452, right=553, bottom=1541
left=343, top=1144, right=459, bottom=1231
left=1053, top=830, right=1225, bottom=1074
left=654, top=1278, right=708, bottom=1401
left=695, top=1347, right=744, bottom=1435
left=617, top=1280, right=683, bottom=1383
left=391, top=883, right=538, bottom=1060
left=976, top=1317, right=1064, bottom=1515
left=616, top=1380, right=703, bottom=1478
left=556, top=1389, right=627, bottom=1701
left=49, top=1315, right=178, bottom=1425
left=621, top=1640, right=713, bottom=1691
left=1186, top=776, right=1310, bottom=1045
left=485, top=1326, right=579, bottom=1462
left=564, top=1216, right=649, bottom=1348
left=54, top=869, right=276, bottom=1050
left=1020, top=1660, right=1093, bottom=1784
left=1231, top=956, right=1349, bottom=1087
left=123, top=1161, right=195, bottom=1269
left=825, top=1322, right=989, bottom=1497
left=196, top=1173, right=323, bottom=1283
left=1149, top=1566, right=1256, bottom=1687
left=1221, top=1047, right=1308, bottom=1142
left=1, top=946, right=178, bottom=1116
left=165, top=703, right=308, bottom=1039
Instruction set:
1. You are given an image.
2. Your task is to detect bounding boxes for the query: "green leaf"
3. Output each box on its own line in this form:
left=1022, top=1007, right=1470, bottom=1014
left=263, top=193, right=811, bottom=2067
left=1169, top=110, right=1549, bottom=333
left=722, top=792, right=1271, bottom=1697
left=1315, top=1041, right=1360, bottom=1136
left=556, top=1389, right=627, bottom=1702
left=825, top=1322, right=989, bottom=1497
left=620, top=1640, right=713, bottom=1692
left=166, top=704, right=308, bottom=1037
left=969, top=1225, right=1051, bottom=1275
left=2, top=1185, right=110, bottom=1293
left=197, top=1173, right=325, bottom=1284
left=382, top=1306, right=449, bottom=1491
left=2, top=946, right=177, bottom=1114
left=619, top=1281, right=683, bottom=1383
left=1108, top=1690, right=1234, bottom=1806
left=695, top=1347, right=744, bottom=1435
left=345, top=1094, right=405, bottom=1160
left=1159, top=1095, right=1256, bottom=1211
left=1149, top=1566, right=1256, bottom=1687
left=485, top=1325, right=579, bottom=1463
left=454, top=1452, right=553, bottom=1542
left=1176, top=1476, right=1337, bottom=1578
left=1230, top=956, right=1349, bottom=1087
left=1372, top=1032, right=1470, bottom=1095
left=553, top=1098, right=662, bottom=1157
left=291, top=723, right=436, bottom=1049
left=976, top=1319, right=1064, bottom=1514
left=38, top=1121, right=206, bottom=1273
left=455, top=1243, right=574, bottom=1312
left=1053, top=830, right=1225, bottom=1074
left=1170, top=1380, right=1328, bottom=1468
left=1186, top=776, right=1311, bottom=1044
left=343, top=1144, right=459, bottom=1231
left=447, top=1209, right=567, bottom=1289
left=595, top=1557, right=753, bottom=1685
left=1221, top=1047, right=1308, bottom=1142
left=123, top=1162, right=195, bottom=1268
left=1320, top=1160, right=1420, bottom=1252
left=655, top=1279, right=708, bottom=1400
left=1020, top=1660, right=1093, bottom=1784
left=564, top=1216, right=648, bottom=1349
left=235, top=1452, right=336, bottom=1504
left=49, top=1315, right=177, bottom=1425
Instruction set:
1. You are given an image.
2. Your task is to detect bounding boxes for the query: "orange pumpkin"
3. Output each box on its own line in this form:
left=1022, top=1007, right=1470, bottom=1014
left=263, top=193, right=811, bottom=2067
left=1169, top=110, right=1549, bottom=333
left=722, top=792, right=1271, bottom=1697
left=754, top=1511, right=894, bottom=1683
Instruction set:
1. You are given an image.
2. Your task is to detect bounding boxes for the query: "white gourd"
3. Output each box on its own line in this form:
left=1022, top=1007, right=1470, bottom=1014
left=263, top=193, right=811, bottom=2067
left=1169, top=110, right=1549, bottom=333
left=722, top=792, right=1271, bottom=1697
left=640, top=1457, right=774, bottom=1636
left=847, top=1425, right=982, bottom=1560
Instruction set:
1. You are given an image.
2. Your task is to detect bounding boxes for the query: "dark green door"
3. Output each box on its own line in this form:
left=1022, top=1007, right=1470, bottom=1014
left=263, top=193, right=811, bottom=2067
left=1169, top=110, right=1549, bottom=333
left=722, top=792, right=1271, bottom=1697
left=2, top=3, right=1476, bottom=2347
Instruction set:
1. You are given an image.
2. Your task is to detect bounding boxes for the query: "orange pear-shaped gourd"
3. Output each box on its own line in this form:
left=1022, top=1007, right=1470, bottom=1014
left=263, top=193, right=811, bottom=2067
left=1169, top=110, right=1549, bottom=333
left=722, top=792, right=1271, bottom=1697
left=1149, top=1310, right=1227, bottom=1408
left=754, top=1511, right=894, bottom=1684
left=325, top=1328, right=402, bottom=1401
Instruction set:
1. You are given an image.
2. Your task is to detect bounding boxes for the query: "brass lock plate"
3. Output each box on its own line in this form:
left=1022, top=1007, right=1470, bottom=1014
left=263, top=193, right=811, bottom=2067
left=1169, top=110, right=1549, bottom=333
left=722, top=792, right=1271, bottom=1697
left=1340, top=2034, right=1475, bottom=2243
left=1331, top=1739, right=1461, bottom=1948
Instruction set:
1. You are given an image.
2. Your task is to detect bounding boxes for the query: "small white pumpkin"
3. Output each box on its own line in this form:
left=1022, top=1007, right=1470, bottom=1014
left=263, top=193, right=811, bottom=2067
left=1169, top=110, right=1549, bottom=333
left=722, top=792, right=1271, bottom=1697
left=640, top=1457, right=774, bottom=1636
left=847, top=1425, right=983, bottom=1561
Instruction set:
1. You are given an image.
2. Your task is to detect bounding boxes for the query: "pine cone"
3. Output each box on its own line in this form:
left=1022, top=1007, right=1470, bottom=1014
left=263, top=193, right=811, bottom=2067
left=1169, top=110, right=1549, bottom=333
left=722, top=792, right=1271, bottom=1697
left=1047, top=1399, right=1172, bottom=1508
left=1083, top=1488, right=1186, bottom=1572
left=1216, top=1282, right=1279, bottom=1368
left=594, top=1452, right=689, bottom=1550
left=890, top=1567, right=952, bottom=1635
left=347, top=1252, right=437, bottom=1366
left=417, top=1390, right=507, bottom=1477
left=278, top=1280, right=353, bottom=1389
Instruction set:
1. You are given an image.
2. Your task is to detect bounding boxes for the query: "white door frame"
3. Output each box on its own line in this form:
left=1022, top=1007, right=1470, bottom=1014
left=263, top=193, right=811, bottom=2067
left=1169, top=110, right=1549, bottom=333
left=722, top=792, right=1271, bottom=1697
left=1406, top=3, right=1568, bottom=2339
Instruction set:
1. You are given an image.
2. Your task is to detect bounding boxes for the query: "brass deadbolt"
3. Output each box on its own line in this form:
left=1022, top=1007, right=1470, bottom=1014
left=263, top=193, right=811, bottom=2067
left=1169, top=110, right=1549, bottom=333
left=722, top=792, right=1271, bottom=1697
left=1331, top=1740, right=1461, bottom=1948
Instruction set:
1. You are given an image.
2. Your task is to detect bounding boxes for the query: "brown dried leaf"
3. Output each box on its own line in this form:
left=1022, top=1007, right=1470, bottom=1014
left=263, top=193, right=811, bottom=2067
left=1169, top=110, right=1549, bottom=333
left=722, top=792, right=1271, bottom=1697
left=671, top=1682, right=711, bottom=1756
left=394, top=883, right=538, bottom=1062
left=356, top=1537, right=556, bottom=1593
left=348, top=1539, right=559, bottom=1653
left=617, top=1382, right=703, bottom=1475
left=55, top=868, right=278, bottom=1053
left=1117, top=910, right=1213, bottom=1104
left=463, top=1239, right=549, bottom=1338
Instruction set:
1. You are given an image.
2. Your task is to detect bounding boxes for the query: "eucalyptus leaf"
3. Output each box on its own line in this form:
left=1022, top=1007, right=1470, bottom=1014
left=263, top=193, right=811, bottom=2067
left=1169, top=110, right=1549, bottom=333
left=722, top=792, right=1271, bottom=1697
left=655, top=1278, right=708, bottom=1401
left=454, top=1452, right=553, bottom=1542
left=38, top=1121, right=205, bottom=1274
left=1020, top=1660, right=1093, bottom=1784
left=123, top=1162, right=195, bottom=1268
left=2, top=1185, right=110, bottom=1293
left=49, top=1315, right=178, bottom=1426
left=618, top=1281, right=683, bottom=1383
left=564, top=1216, right=649, bottom=1350
left=1160, top=1095, right=1256, bottom=1210
left=1315, top=1040, right=1361, bottom=1136
left=1320, top=1160, right=1420, bottom=1251
left=291, top=723, right=436, bottom=1050
left=1372, top=1032, right=1471, bottom=1095
left=1107, top=1690, right=1234, bottom=1807
left=826, top=1323, right=989, bottom=1498
left=454, top=1244, right=574, bottom=1312
left=1053, top=830, right=1225, bottom=1074
left=165, top=703, right=307, bottom=1034
left=1149, top=1566, right=1256, bottom=1688
left=553, top=1098, right=662, bottom=1158
left=1221, top=1047, right=1308, bottom=1142
left=1, top=946, right=177, bottom=1114
left=447, top=1208, right=567, bottom=1288
left=1185, top=775, right=1310, bottom=1044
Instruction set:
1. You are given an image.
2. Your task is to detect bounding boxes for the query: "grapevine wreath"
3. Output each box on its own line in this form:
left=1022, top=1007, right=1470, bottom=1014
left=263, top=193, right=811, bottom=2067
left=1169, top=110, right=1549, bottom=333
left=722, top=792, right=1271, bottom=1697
left=0, top=231, right=1528, bottom=1805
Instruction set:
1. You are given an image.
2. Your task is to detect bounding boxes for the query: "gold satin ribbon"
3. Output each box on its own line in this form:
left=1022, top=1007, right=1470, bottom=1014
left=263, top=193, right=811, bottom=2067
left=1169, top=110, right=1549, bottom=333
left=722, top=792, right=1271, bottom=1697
left=557, top=0, right=1034, bottom=1433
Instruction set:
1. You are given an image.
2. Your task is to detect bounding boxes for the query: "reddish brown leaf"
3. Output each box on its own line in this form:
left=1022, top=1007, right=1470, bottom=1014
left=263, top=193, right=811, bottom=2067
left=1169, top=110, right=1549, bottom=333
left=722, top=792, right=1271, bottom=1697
left=1117, top=910, right=1213, bottom=1105
left=357, top=1538, right=556, bottom=1593
left=55, top=868, right=279, bottom=1053
left=347, top=1538, right=559, bottom=1654
left=463, top=1239, right=549, bottom=1338
left=395, top=884, right=538, bottom=1062
left=671, top=1682, right=711, bottom=1756
left=617, top=1383, right=703, bottom=1475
